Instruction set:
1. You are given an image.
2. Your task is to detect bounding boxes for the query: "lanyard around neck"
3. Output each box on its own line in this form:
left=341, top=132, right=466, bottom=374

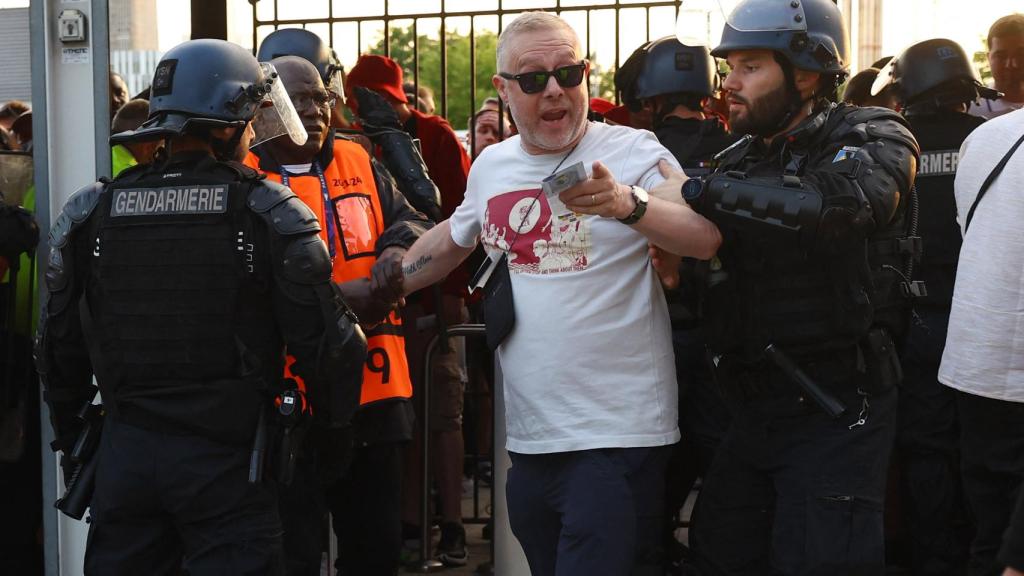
left=280, top=161, right=338, bottom=259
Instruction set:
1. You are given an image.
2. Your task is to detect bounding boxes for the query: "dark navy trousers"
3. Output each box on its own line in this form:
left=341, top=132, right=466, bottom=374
left=506, top=446, right=671, bottom=576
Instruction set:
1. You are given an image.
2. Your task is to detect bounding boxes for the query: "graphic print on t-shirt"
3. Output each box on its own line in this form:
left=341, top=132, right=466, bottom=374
left=482, top=188, right=590, bottom=274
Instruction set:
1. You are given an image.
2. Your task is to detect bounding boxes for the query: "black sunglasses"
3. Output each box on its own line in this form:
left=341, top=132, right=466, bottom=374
left=499, top=61, right=588, bottom=94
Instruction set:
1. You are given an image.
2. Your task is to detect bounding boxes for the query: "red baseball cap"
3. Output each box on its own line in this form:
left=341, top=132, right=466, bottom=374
left=589, top=97, right=616, bottom=116
left=603, top=105, right=632, bottom=127
left=346, top=54, right=409, bottom=104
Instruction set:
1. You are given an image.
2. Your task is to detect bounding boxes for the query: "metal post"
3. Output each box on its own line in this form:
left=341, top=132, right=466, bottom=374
left=407, top=324, right=485, bottom=573
left=34, top=0, right=110, bottom=573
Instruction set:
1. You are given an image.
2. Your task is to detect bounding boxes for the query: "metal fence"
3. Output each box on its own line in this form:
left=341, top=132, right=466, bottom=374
left=250, top=0, right=684, bottom=125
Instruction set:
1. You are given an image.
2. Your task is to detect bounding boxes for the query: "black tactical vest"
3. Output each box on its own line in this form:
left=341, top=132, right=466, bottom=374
left=906, top=111, right=985, bottom=308
left=705, top=105, right=917, bottom=362
left=82, top=154, right=282, bottom=443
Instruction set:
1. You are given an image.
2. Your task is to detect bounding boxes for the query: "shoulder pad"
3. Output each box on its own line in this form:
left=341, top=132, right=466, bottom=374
left=248, top=181, right=322, bottom=236
left=281, top=235, right=332, bottom=285
left=841, top=105, right=907, bottom=126
left=270, top=195, right=321, bottom=236
left=49, top=181, right=104, bottom=249
left=247, top=179, right=295, bottom=214
left=835, top=107, right=920, bottom=157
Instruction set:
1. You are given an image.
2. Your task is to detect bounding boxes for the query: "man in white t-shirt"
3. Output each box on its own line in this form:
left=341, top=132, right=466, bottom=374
left=969, top=14, right=1024, bottom=120
left=394, top=11, right=721, bottom=576
left=939, top=108, right=1024, bottom=576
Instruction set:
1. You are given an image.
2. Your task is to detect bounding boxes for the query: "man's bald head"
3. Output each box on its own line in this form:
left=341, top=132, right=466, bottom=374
left=267, top=55, right=331, bottom=163
left=272, top=55, right=324, bottom=89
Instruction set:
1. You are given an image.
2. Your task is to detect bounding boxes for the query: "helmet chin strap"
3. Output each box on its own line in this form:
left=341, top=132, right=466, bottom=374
left=765, top=53, right=812, bottom=137
left=210, top=125, right=247, bottom=162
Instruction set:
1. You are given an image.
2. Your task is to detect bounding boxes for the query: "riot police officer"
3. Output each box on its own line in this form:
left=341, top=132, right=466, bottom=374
left=632, top=37, right=739, bottom=175
left=629, top=36, right=739, bottom=573
left=681, top=1, right=920, bottom=573
left=876, top=38, right=996, bottom=576
left=35, top=39, right=367, bottom=574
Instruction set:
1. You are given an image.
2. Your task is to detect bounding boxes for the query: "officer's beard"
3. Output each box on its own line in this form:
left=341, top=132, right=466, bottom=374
left=729, top=81, right=793, bottom=138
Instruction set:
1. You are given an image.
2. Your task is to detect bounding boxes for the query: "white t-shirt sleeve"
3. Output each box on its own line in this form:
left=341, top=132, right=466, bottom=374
left=449, top=160, right=484, bottom=248
left=621, top=129, right=682, bottom=190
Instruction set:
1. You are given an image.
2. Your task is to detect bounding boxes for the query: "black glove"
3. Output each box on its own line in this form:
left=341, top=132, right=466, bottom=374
left=315, top=425, right=354, bottom=485
left=354, top=87, right=403, bottom=135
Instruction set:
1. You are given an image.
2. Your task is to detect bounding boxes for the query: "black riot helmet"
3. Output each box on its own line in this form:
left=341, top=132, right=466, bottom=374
left=711, top=0, right=849, bottom=81
left=615, top=42, right=651, bottom=112
left=883, top=38, right=1001, bottom=114
left=635, top=37, right=718, bottom=101
left=112, top=39, right=273, bottom=144
left=257, top=28, right=345, bottom=101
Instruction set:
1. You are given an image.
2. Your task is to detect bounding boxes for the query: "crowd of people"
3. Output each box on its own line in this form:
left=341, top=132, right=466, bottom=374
left=17, top=1, right=1024, bottom=575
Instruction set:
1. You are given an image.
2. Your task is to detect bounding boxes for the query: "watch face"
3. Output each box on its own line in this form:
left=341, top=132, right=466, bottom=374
left=682, top=178, right=703, bottom=201
left=633, top=185, right=649, bottom=203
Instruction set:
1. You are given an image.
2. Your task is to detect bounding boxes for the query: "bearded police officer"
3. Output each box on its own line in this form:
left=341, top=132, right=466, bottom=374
left=681, top=1, right=921, bottom=574
left=876, top=38, right=995, bottom=576
left=35, top=39, right=367, bottom=574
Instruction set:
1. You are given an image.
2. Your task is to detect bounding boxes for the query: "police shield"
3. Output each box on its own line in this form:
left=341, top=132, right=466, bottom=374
left=0, top=152, right=33, bottom=207
left=251, top=62, right=308, bottom=148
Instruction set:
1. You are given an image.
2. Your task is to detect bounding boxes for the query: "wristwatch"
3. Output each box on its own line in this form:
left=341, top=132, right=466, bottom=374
left=681, top=178, right=704, bottom=203
left=617, top=185, right=649, bottom=225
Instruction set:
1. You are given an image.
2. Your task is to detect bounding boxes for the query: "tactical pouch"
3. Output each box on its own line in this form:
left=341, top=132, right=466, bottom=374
left=861, top=328, right=901, bottom=392
left=482, top=253, right=515, bottom=351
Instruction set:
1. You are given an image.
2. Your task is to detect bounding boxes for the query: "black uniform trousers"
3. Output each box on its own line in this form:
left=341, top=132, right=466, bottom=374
left=692, top=368, right=896, bottom=576
left=85, top=418, right=284, bottom=576
left=956, top=390, right=1024, bottom=576
left=329, top=440, right=406, bottom=576
left=664, top=327, right=730, bottom=553
left=895, top=308, right=967, bottom=575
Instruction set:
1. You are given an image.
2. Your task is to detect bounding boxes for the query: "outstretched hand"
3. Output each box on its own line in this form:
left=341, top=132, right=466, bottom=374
left=650, top=159, right=689, bottom=206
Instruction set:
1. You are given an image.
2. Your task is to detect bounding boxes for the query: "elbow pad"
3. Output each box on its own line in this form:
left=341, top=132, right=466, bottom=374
left=354, top=86, right=442, bottom=221
left=373, top=132, right=443, bottom=221
left=314, top=282, right=367, bottom=428
left=701, top=172, right=823, bottom=246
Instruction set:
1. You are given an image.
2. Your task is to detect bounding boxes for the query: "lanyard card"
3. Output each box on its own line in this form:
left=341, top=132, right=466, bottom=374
left=541, top=161, right=587, bottom=218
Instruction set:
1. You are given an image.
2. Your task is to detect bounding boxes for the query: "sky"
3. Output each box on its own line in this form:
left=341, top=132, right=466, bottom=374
left=0, top=0, right=1019, bottom=77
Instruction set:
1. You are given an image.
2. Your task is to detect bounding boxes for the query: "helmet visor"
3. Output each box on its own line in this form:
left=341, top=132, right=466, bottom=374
left=725, top=0, right=808, bottom=32
left=251, top=62, right=308, bottom=148
left=676, top=0, right=728, bottom=47
left=0, top=151, right=33, bottom=206
left=871, top=57, right=897, bottom=96
left=326, top=64, right=346, bottom=105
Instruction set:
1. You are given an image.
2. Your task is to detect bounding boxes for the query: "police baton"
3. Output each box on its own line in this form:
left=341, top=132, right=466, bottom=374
left=764, top=344, right=847, bottom=419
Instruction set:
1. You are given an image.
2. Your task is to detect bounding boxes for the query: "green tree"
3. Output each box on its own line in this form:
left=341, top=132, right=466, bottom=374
left=369, top=25, right=501, bottom=128
left=973, top=36, right=992, bottom=85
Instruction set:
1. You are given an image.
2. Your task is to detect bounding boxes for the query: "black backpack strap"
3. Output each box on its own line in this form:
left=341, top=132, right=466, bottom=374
left=964, top=131, right=1024, bottom=234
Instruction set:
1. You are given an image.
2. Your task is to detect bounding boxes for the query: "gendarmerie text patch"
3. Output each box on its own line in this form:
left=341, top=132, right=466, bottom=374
left=110, top=185, right=229, bottom=217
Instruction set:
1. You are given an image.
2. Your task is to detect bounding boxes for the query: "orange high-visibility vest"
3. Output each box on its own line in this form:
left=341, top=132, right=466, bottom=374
left=245, top=139, right=413, bottom=406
